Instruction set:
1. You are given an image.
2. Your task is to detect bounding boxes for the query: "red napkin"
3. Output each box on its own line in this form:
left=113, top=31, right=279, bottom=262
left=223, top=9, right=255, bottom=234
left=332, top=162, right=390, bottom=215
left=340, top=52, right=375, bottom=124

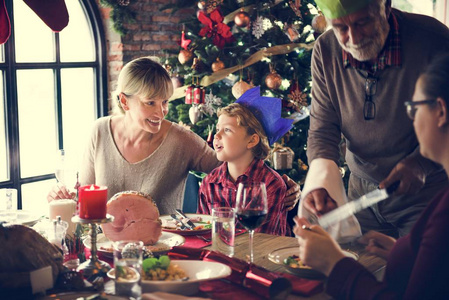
left=183, top=233, right=212, bottom=248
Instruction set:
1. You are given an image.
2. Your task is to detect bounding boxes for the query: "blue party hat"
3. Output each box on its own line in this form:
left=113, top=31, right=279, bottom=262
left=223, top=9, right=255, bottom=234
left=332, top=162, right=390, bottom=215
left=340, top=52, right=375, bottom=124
left=236, top=86, right=293, bottom=145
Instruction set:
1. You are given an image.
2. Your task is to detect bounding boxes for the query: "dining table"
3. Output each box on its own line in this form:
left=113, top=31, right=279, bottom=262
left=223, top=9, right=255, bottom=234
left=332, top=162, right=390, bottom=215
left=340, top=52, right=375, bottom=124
left=201, top=232, right=387, bottom=300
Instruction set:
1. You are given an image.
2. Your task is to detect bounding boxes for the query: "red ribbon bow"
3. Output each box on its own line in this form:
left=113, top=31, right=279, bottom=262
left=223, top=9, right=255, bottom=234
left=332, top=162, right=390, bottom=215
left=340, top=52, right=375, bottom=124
left=198, top=9, right=234, bottom=49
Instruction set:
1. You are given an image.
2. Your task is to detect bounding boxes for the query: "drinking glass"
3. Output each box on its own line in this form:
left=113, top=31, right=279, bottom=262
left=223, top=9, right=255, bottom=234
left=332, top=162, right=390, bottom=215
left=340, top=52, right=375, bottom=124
left=235, top=182, right=268, bottom=263
left=113, top=240, right=143, bottom=299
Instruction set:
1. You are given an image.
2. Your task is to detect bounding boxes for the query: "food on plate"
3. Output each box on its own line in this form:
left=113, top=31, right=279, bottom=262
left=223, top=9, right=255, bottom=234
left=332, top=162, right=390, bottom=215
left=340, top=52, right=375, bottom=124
left=0, top=224, right=64, bottom=290
left=116, top=265, right=140, bottom=282
left=284, top=255, right=311, bottom=269
left=142, top=255, right=187, bottom=281
left=102, top=191, right=162, bottom=245
left=161, top=215, right=211, bottom=231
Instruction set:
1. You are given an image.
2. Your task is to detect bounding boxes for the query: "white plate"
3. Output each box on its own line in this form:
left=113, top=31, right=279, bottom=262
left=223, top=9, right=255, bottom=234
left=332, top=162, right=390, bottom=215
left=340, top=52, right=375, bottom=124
left=268, top=246, right=358, bottom=279
left=0, top=210, right=41, bottom=226
left=108, top=260, right=231, bottom=296
left=83, top=232, right=185, bottom=258
left=160, top=213, right=213, bottom=236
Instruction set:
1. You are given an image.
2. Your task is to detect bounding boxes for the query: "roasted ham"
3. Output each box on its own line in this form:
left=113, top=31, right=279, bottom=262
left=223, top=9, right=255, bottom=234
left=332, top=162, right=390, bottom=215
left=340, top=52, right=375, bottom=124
left=102, top=191, right=162, bottom=245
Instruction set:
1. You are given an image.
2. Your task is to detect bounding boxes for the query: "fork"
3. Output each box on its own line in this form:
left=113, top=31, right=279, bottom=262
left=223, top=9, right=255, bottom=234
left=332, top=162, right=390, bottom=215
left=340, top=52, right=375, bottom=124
left=196, top=235, right=211, bottom=242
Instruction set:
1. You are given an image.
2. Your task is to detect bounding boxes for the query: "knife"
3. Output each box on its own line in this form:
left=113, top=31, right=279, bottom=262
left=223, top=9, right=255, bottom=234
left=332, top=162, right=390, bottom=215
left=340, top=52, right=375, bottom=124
left=175, top=209, right=195, bottom=230
left=317, top=182, right=400, bottom=229
left=170, top=214, right=188, bottom=230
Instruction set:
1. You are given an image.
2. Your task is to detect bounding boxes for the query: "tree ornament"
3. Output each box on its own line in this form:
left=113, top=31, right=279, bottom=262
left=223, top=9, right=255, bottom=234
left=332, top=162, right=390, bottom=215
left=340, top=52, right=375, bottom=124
left=200, top=90, right=222, bottom=116
left=193, top=86, right=206, bottom=104
left=287, top=80, right=308, bottom=112
left=252, top=16, right=265, bottom=39
left=265, top=66, right=282, bottom=90
left=171, top=76, right=184, bottom=89
left=232, top=80, right=252, bottom=99
left=163, top=60, right=172, bottom=74
left=192, top=57, right=205, bottom=73
left=284, top=23, right=300, bottom=42
left=189, top=105, right=202, bottom=124
left=205, top=0, right=223, bottom=14
left=234, top=9, right=250, bottom=27
left=178, top=49, right=193, bottom=64
left=288, top=0, right=302, bottom=18
left=198, top=1, right=206, bottom=10
left=117, top=0, right=130, bottom=6
left=198, top=9, right=234, bottom=49
left=211, top=57, right=225, bottom=72
left=185, top=84, right=194, bottom=104
left=312, top=12, right=328, bottom=34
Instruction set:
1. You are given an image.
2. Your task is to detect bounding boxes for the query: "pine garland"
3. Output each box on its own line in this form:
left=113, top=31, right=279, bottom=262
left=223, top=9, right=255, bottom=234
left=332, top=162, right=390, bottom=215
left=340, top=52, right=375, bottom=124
left=100, top=0, right=136, bottom=36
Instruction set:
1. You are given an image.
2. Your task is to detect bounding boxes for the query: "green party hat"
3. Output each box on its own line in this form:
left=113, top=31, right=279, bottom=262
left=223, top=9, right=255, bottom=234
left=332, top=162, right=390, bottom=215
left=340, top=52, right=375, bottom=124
left=315, top=0, right=372, bottom=19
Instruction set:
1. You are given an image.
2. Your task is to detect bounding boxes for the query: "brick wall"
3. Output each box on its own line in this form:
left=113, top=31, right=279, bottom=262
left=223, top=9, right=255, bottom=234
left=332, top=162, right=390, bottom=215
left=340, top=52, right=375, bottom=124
left=95, top=0, right=194, bottom=110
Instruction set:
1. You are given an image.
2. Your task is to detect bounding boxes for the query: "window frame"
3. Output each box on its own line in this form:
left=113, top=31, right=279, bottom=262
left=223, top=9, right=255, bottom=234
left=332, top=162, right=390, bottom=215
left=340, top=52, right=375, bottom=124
left=0, top=0, right=108, bottom=208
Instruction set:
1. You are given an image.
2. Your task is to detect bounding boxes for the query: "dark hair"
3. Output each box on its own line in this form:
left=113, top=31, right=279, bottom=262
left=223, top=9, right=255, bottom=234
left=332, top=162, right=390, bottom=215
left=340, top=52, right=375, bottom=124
left=420, top=54, right=449, bottom=108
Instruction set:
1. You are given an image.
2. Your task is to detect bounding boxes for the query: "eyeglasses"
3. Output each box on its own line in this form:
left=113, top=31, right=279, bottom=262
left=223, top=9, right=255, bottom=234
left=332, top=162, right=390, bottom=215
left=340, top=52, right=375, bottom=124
left=364, top=77, right=377, bottom=120
left=404, top=99, right=437, bottom=120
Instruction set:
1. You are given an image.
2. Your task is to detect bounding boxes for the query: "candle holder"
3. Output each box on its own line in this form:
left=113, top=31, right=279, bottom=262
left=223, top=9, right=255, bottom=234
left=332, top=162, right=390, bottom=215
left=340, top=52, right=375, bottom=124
left=71, top=214, right=114, bottom=279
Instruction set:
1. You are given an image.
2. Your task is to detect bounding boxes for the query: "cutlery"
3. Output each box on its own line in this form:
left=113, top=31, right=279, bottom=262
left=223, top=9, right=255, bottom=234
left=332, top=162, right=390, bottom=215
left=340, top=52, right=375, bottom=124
left=170, top=214, right=188, bottom=230
left=318, top=182, right=400, bottom=228
left=175, top=209, right=195, bottom=230
left=196, top=235, right=211, bottom=242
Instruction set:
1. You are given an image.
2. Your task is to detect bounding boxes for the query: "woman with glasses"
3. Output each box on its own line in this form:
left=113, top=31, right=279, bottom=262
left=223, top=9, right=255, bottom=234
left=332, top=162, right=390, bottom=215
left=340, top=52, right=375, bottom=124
left=294, top=54, right=449, bottom=299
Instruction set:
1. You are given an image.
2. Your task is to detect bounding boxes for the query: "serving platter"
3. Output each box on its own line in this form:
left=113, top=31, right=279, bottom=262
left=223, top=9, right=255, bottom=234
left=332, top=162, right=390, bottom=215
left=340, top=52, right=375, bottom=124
left=108, top=260, right=232, bottom=296
left=83, top=232, right=185, bottom=258
left=160, top=213, right=212, bottom=236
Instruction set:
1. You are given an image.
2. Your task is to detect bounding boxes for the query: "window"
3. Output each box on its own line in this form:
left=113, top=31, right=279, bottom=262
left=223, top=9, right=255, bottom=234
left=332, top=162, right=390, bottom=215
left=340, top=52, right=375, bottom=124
left=0, top=0, right=107, bottom=217
left=393, top=0, right=448, bottom=25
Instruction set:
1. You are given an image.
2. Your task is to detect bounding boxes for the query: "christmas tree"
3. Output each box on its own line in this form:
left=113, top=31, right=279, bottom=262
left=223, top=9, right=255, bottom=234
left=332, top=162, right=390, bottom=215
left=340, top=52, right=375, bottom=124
left=162, top=0, right=326, bottom=184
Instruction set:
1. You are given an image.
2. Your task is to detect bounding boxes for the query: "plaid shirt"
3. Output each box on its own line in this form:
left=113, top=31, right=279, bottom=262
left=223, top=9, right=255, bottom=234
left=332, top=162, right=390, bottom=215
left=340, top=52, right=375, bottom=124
left=198, top=159, right=290, bottom=236
left=343, top=12, right=401, bottom=74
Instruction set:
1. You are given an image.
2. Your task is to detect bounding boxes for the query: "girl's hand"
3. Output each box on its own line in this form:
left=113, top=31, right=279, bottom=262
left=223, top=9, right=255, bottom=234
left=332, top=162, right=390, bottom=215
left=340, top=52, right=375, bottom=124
left=293, top=216, right=346, bottom=276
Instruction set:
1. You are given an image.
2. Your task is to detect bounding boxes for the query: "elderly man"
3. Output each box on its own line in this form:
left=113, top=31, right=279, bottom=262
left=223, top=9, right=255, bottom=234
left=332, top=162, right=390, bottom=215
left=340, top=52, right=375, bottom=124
left=301, top=0, right=449, bottom=237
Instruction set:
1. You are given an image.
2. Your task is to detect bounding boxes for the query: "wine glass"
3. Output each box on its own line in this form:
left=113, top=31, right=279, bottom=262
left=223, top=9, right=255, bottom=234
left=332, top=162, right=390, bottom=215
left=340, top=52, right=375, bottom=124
left=55, top=149, right=79, bottom=196
left=235, top=182, right=268, bottom=263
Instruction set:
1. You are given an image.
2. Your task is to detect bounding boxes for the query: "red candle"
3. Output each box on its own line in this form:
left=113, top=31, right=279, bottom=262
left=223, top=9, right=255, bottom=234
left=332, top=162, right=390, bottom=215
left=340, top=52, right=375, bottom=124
left=78, top=185, right=108, bottom=219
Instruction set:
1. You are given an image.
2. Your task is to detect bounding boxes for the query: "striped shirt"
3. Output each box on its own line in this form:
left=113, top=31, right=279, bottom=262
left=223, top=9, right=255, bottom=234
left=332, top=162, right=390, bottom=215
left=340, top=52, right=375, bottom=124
left=343, top=12, right=401, bottom=74
left=198, top=159, right=290, bottom=236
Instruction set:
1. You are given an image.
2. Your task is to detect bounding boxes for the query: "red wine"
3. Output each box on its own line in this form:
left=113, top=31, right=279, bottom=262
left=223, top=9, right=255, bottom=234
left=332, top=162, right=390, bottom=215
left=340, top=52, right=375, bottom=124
left=237, top=210, right=267, bottom=230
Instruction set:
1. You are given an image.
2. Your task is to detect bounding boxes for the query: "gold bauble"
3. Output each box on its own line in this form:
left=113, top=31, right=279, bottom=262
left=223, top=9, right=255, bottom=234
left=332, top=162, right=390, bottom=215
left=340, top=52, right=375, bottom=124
left=232, top=80, right=252, bottom=99
left=265, top=72, right=282, bottom=90
left=234, top=10, right=250, bottom=27
left=178, top=49, right=193, bottom=65
left=211, top=58, right=225, bottom=72
left=312, top=13, right=328, bottom=34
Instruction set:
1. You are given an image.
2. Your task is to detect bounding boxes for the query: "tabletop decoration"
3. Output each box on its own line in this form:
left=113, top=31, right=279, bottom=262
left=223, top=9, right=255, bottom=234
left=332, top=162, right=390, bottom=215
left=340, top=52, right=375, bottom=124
left=71, top=213, right=114, bottom=281
left=78, top=185, right=108, bottom=220
left=168, top=246, right=292, bottom=299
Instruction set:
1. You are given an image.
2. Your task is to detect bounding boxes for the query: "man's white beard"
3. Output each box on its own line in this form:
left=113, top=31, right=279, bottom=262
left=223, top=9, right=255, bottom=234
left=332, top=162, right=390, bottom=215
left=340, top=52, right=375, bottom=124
left=340, top=18, right=390, bottom=62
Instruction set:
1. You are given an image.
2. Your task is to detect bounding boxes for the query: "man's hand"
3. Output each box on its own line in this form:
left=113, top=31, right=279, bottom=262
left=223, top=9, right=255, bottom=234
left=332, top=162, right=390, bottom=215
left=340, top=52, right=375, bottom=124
left=282, top=174, right=301, bottom=211
left=379, top=156, right=425, bottom=195
left=302, top=188, right=337, bottom=216
left=358, top=230, right=396, bottom=260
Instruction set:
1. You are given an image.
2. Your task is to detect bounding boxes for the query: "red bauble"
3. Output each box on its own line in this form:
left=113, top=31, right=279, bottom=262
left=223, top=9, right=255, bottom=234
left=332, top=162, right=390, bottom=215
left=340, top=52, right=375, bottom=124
left=234, top=10, right=250, bottom=27
left=265, top=72, right=282, bottom=90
